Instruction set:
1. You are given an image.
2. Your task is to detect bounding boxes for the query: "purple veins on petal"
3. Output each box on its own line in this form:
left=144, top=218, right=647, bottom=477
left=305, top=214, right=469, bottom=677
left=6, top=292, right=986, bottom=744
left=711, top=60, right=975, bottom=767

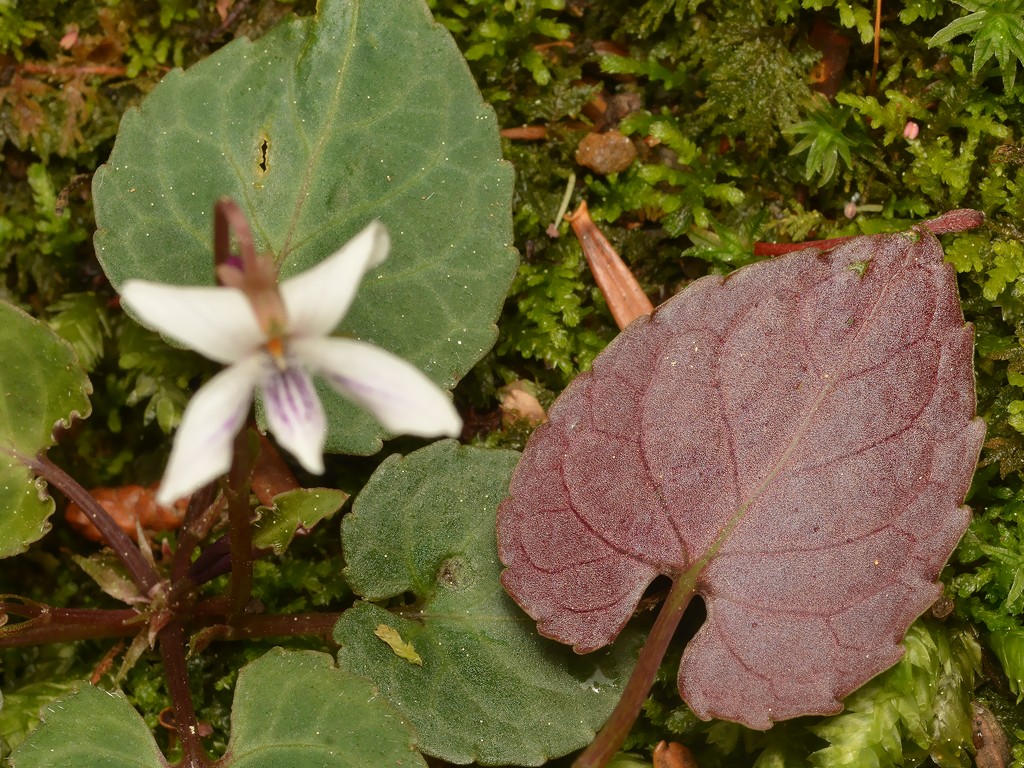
left=322, top=370, right=394, bottom=403
left=262, top=364, right=326, bottom=474
left=289, top=336, right=461, bottom=437
left=214, top=408, right=248, bottom=446
left=265, top=367, right=316, bottom=428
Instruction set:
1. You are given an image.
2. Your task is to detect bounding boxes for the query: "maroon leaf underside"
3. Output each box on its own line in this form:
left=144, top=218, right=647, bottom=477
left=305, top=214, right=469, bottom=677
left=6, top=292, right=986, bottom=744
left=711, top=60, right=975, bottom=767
left=497, top=217, right=985, bottom=729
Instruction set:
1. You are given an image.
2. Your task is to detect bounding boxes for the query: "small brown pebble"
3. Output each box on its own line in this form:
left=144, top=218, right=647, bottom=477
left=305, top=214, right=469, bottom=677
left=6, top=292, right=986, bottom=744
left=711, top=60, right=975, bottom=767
left=575, top=130, right=637, bottom=174
left=606, top=92, right=642, bottom=125
left=592, top=40, right=629, bottom=57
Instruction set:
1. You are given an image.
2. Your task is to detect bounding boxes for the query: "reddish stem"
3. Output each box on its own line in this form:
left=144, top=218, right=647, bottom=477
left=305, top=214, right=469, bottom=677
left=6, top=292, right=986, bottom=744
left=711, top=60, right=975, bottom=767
left=573, top=575, right=696, bottom=768
left=212, top=201, right=260, bottom=619
left=0, top=601, right=141, bottom=646
left=226, top=429, right=255, bottom=619
left=24, top=454, right=160, bottom=594
left=753, top=210, right=985, bottom=257
left=213, top=198, right=257, bottom=272
left=189, top=612, right=342, bottom=654
left=170, top=481, right=221, bottom=585
left=0, top=603, right=341, bottom=648
left=159, top=622, right=209, bottom=768
left=228, top=612, right=341, bottom=638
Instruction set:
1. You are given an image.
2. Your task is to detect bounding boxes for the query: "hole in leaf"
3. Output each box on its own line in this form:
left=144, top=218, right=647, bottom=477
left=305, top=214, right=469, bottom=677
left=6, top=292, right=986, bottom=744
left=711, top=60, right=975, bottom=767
left=391, top=590, right=428, bottom=623
left=257, top=134, right=269, bottom=174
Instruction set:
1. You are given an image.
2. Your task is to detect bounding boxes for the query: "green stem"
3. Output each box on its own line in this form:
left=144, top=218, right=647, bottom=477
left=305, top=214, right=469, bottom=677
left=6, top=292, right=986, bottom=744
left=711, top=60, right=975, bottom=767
left=572, top=574, right=697, bottom=768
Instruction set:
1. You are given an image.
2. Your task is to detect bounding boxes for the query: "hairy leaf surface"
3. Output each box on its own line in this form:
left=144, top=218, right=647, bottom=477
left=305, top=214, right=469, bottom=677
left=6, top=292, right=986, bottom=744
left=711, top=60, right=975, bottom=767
left=336, top=441, right=641, bottom=765
left=0, top=301, right=92, bottom=558
left=498, top=213, right=986, bottom=728
left=10, top=651, right=426, bottom=767
left=224, top=649, right=426, bottom=767
left=10, top=686, right=167, bottom=768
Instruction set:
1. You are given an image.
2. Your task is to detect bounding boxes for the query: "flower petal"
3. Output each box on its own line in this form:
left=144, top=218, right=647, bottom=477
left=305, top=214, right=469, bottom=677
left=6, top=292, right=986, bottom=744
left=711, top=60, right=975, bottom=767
left=156, top=354, right=264, bottom=506
left=260, top=364, right=326, bottom=474
left=293, top=337, right=462, bottom=438
left=280, top=221, right=390, bottom=336
left=120, top=280, right=265, bottom=364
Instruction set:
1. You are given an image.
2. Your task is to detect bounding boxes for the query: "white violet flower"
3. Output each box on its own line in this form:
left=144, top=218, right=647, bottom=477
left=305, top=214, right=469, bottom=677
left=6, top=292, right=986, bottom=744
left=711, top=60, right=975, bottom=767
left=120, top=221, right=462, bottom=506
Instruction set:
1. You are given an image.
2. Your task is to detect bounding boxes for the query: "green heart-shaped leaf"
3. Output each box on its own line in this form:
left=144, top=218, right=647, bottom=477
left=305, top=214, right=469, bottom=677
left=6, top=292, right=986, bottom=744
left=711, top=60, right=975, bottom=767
left=93, top=0, right=516, bottom=454
left=335, top=440, right=642, bottom=765
left=10, top=650, right=426, bottom=767
left=9, top=685, right=164, bottom=768
left=0, top=301, right=91, bottom=558
left=224, top=648, right=426, bottom=767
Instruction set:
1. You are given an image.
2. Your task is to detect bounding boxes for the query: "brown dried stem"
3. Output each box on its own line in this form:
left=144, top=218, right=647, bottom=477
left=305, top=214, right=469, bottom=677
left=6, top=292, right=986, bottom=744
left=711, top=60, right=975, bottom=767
left=17, top=62, right=128, bottom=77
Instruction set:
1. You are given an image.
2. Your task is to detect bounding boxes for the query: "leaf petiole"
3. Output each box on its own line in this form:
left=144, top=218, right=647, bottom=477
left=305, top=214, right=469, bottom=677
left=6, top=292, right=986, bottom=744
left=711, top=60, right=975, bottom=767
left=573, top=571, right=698, bottom=768
left=24, top=454, right=161, bottom=595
